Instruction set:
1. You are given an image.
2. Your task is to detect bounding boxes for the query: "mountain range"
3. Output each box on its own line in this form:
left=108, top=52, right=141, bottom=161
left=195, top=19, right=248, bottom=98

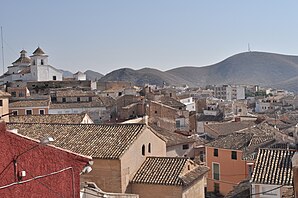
left=61, top=51, right=298, bottom=92
left=99, top=51, right=298, bottom=92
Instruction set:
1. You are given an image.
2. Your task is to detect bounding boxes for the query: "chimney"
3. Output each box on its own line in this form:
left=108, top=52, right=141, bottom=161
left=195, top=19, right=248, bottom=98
left=143, top=115, right=148, bottom=126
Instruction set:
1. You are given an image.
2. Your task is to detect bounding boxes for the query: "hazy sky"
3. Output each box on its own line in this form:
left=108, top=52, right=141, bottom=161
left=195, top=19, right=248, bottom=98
left=0, top=1, right=298, bottom=75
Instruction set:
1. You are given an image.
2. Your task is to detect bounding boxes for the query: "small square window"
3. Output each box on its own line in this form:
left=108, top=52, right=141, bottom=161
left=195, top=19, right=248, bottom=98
left=53, top=76, right=57, bottom=80
left=62, top=98, right=66, bottom=102
left=12, top=111, right=18, bottom=116
left=182, top=144, right=189, bottom=150
left=39, top=109, right=45, bottom=115
left=77, top=97, right=80, bottom=102
left=231, top=151, right=237, bottom=160
left=26, top=110, right=32, bottom=115
left=214, top=148, right=218, bottom=157
left=155, top=111, right=157, bottom=114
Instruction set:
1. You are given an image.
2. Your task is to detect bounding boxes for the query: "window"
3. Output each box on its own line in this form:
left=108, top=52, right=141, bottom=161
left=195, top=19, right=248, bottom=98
left=0, top=100, right=2, bottom=106
left=62, top=98, right=66, bottom=102
left=231, top=151, right=237, bottom=160
left=11, top=92, right=16, bottom=97
left=53, top=76, right=57, bottom=80
left=77, top=97, right=80, bottom=102
left=19, top=92, right=24, bottom=97
left=39, top=109, right=45, bottom=115
left=142, top=145, right=145, bottom=156
left=33, top=60, right=36, bottom=65
left=213, top=163, right=220, bottom=180
left=182, top=144, right=189, bottom=150
left=176, top=120, right=181, bottom=128
left=214, top=148, right=218, bottom=157
left=214, top=183, right=220, bottom=193
left=12, top=110, right=18, bottom=116
left=89, top=97, right=92, bottom=102
left=148, top=143, right=151, bottom=153
left=41, top=59, right=44, bottom=65
left=155, top=110, right=157, bottom=114
left=26, top=110, right=32, bottom=115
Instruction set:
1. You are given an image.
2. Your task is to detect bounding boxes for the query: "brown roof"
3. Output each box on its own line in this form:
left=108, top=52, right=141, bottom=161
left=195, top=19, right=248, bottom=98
left=0, top=90, right=11, bottom=98
left=9, top=114, right=89, bottom=124
left=12, top=56, right=31, bottom=64
left=204, top=121, right=255, bottom=138
left=206, top=132, right=253, bottom=150
left=159, top=96, right=185, bottom=109
left=7, top=123, right=146, bottom=159
left=56, top=90, right=96, bottom=97
left=32, top=47, right=45, bottom=55
left=131, top=157, right=208, bottom=186
left=149, top=124, right=196, bottom=147
left=10, top=99, right=50, bottom=108
left=251, top=148, right=294, bottom=185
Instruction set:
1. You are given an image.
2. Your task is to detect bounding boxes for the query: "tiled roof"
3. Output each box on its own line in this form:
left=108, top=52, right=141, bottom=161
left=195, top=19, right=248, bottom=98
left=12, top=56, right=31, bottom=64
left=250, top=148, right=295, bottom=185
left=56, top=90, right=96, bottom=97
left=225, top=179, right=250, bottom=198
left=149, top=124, right=197, bottom=147
left=0, top=90, right=11, bottom=98
left=206, top=132, right=253, bottom=150
left=7, top=123, right=146, bottom=159
left=49, top=100, right=111, bottom=109
left=204, top=121, right=254, bottom=138
left=131, top=157, right=208, bottom=186
left=10, top=99, right=50, bottom=108
left=32, top=47, right=45, bottom=55
left=9, top=114, right=89, bottom=124
left=197, top=113, right=224, bottom=122
left=180, top=165, right=209, bottom=186
left=159, top=96, right=186, bottom=109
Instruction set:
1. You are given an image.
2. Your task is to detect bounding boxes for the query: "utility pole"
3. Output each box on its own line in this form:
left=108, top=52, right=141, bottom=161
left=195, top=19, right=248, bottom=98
left=1, top=26, right=4, bottom=74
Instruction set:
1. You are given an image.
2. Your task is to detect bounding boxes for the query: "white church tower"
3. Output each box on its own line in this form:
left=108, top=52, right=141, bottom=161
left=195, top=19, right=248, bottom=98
left=30, top=47, right=62, bottom=81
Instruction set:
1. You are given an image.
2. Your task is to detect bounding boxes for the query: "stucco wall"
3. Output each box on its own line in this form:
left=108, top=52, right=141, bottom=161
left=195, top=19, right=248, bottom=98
left=131, top=183, right=182, bottom=198
left=182, top=176, right=205, bottom=198
left=81, top=159, right=122, bottom=193
left=206, top=146, right=250, bottom=196
left=0, top=124, right=90, bottom=198
left=121, top=127, right=166, bottom=193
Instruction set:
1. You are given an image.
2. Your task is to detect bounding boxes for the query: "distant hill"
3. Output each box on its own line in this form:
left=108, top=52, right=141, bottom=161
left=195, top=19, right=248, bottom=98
left=99, top=51, right=298, bottom=92
left=100, top=68, right=193, bottom=86
left=84, top=70, right=104, bottom=81
left=167, top=51, right=298, bottom=87
left=60, top=70, right=73, bottom=78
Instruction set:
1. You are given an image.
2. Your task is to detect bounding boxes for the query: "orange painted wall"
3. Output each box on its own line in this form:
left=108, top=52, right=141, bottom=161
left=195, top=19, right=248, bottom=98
left=206, top=146, right=252, bottom=196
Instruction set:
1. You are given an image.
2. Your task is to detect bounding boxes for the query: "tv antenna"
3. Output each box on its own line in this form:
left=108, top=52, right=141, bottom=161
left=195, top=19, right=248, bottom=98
left=248, top=43, right=251, bottom=52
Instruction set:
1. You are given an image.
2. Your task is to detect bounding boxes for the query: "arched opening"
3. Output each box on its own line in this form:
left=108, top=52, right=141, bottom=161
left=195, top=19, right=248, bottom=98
left=148, top=143, right=151, bottom=153
left=142, top=145, right=145, bottom=156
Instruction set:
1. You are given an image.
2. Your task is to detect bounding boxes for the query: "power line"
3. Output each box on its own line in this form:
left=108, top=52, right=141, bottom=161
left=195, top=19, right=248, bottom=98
left=18, top=163, right=66, bottom=198
left=0, top=166, right=73, bottom=190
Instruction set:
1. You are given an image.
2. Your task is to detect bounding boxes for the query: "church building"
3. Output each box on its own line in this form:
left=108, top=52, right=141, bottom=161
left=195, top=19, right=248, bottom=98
left=1, top=47, right=63, bottom=84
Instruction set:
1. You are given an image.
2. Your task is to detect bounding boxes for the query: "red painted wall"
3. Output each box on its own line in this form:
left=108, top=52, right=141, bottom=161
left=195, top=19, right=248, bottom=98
left=0, top=123, right=90, bottom=197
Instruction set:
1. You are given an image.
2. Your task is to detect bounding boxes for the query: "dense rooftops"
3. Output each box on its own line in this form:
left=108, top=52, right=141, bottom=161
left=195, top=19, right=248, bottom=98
left=7, top=123, right=147, bottom=159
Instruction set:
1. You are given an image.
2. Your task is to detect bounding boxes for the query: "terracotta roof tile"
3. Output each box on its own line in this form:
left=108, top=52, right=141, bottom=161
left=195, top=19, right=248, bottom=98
left=149, top=124, right=197, bottom=146
left=7, top=123, right=146, bottom=159
left=251, top=149, right=294, bottom=185
left=10, top=99, right=50, bottom=108
left=204, top=121, right=255, bottom=138
left=9, top=114, right=89, bottom=124
left=132, top=157, right=208, bottom=186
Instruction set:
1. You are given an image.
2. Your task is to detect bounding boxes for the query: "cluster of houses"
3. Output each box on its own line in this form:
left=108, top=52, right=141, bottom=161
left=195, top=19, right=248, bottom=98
left=0, top=47, right=297, bottom=197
